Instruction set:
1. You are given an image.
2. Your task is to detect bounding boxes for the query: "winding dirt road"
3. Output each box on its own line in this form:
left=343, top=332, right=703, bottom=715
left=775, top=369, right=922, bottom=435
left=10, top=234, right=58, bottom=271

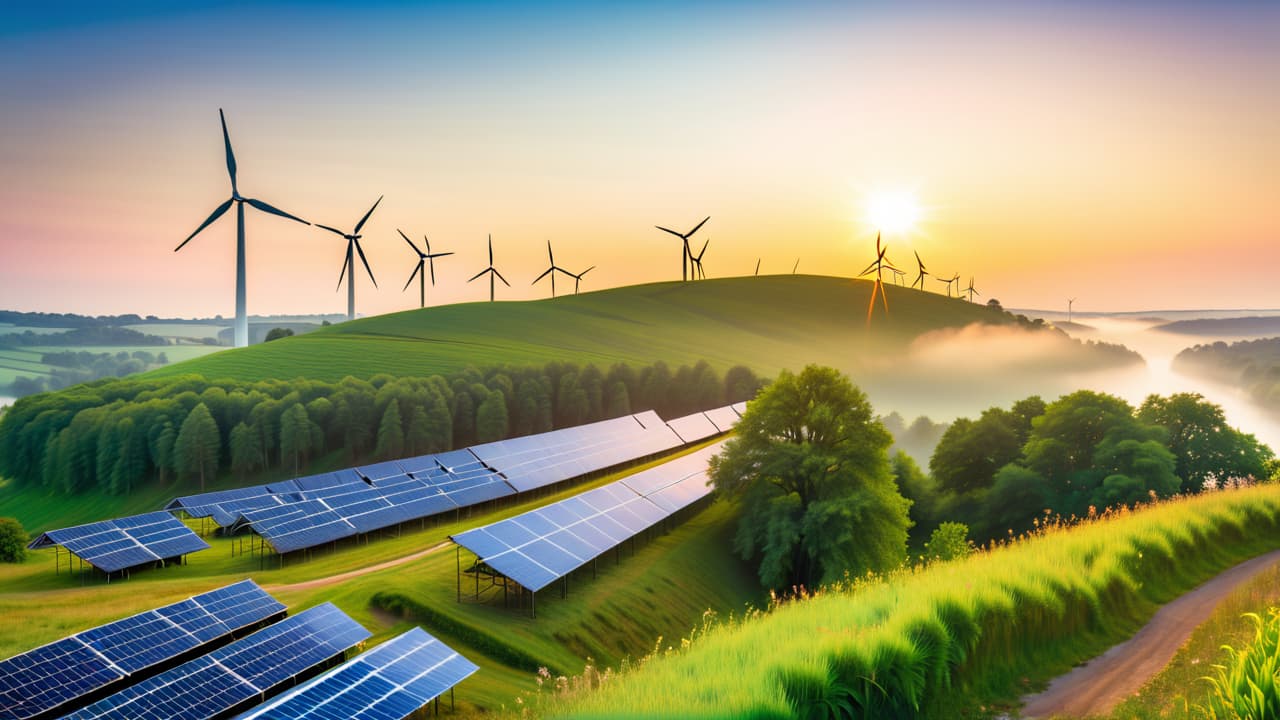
left=264, top=540, right=453, bottom=593
left=1020, top=548, right=1280, bottom=718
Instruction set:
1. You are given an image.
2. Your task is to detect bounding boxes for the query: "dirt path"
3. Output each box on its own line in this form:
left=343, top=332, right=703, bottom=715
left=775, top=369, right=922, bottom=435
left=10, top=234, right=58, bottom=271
left=264, top=540, right=453, bottom=593
left=1020, top=548, right=1280, bottom=718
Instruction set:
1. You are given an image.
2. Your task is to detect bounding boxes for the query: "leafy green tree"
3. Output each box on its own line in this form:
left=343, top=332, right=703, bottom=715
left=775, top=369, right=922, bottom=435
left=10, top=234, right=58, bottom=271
left=710, top=365, right=911, bottom=590
left=890, top=450, right=937, bottom=546
left=150, top=419, right=177, bottom=484
left=280, top=403, right=315, bottom=475
left=110, top=417, right=147, bottom=495
left=930, top=408, right=1025, bottom=496
left=406, top=406, right=432, bottom=455
left=476, top=390, right=509, bottom=444
left=0, top=517, right=28, bottom=563
left=451, top=388, right=476, bottom=447
left=605, top=380, right=631, bottom=418
left=229, top=421, right=262, bottom=478
left=174, top=403, right=220, bottom=492
left=985, top=463, right=1052, bottom=538
left=375, top=400, right=405, bottom=460
left=264, top=327, right=294, bottom=342
left=924, top=522, right=971, bottom=561
left=724, top=365, right=762, bottom=403
left=1138, top=393, right=1273, bottom=492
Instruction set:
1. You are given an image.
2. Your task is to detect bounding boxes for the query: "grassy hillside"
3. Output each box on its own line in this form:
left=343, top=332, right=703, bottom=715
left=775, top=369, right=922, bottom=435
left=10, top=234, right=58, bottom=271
left=0, top=442, right=761, bottom=714
left=542, top=485, right=1280, bottom=719
left=142, top=276, right=1018, bottom=383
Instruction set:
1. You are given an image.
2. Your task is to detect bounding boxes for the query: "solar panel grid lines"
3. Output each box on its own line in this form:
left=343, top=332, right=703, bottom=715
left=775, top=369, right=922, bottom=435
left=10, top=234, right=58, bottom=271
left=0, top=581, right=283, bottom=720
left=703, top=405, right=742, bottom=433
left=731, top=400, right=748, bottom=416
left=664, top=411, right=722, bottom=444
left=26, top=512, right=210, bottom=574
left=64, top=603, right=371, bottom=720
left=230, top=627, right=478, bottom=720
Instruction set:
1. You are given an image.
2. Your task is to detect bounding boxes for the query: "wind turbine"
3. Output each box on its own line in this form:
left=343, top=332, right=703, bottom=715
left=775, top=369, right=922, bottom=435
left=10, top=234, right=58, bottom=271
left=690, top=239, right=710, bottom=279
left=175, top=109, right=310, bottom=348
left=655, top=216, right=710, bottom=282
left=965, top=277, right=980, bottom=302
left=936, top=273, right=960, bottom=298
left=398, top=230, right=452, bottom=308
left=570, top=265, right=595, bottom=294
left=532, top=240, right=574, bottom=297
left=889, top=267, right=907, bottom=286
left=911, top=251, right=930, bottom=290
left=792, top=258, right=800, bottom=274
left=1068, top=298, right=1076, bottom=323
left=754, top=258, right=761, bottom=276
left=468, top=235, right=509, bottom=301
left=858, top=233, right=897, bottom=323
left=316, top=196, right=382, bottom=321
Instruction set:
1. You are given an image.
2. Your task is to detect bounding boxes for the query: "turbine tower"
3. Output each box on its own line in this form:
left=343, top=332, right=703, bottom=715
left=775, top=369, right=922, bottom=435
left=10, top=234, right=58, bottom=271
left=911, top=251, right=930, bottom=290
left=1068, top=298, right=1076, bottom=323
left=175, top=109, right=310, bottom=348
left=531, top=240, right=575, bottom=297
left=754, top=258, right=761, bottom=276
left=316, top=196, right=382, bottom=321
left=965, top=277, right=980, bottom=302
left=468, top=235, right=509, bottom=301
left=655, top=216, right=710, bottom=282
left=936, top=272, right=960, bottom=298
left=792, top=258, right=800, bottom=274
left=570, top=265, right=595, bottom=294
left=399, top=230, right=452, bottom=308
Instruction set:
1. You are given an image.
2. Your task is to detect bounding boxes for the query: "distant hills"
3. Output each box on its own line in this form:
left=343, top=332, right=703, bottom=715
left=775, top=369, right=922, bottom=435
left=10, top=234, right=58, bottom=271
left=1153, top=316, right=1280, bottom=337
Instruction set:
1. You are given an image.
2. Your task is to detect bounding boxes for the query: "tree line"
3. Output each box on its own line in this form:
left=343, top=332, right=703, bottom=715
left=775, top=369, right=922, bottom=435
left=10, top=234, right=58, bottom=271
left=0, top=360, right=764, bottom=497
left=7, top=351, right=171, bottom=397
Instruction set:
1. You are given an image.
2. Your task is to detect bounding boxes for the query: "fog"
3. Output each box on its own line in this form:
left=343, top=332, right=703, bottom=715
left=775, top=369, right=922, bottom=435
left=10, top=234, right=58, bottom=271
left=860, top=316, right=1280, bottom=452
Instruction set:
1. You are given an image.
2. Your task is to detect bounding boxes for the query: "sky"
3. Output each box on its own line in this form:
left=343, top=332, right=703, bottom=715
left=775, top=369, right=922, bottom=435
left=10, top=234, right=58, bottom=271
left=1, top=0, right=1276, bottom=318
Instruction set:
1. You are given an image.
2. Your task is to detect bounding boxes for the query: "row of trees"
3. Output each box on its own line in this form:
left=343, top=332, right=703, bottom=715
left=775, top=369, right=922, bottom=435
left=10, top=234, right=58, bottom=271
left=903, top=390, right=1275, bottom=543
left=0, top=360, right=764, bottom=497
left=1175, top=337, right=1280, bottom=407
left=7, top=350, right=171, bottom=397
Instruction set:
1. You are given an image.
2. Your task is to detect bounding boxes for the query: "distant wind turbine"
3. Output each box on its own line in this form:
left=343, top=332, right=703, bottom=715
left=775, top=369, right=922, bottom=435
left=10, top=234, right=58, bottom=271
left=655, top=216, right=710, bottom=282
left=399, top=230, right=452, bottom=308
left=965, top=277, right=980, bottom=302
left=936, top=272, right=960, bottom=298
left=532, top=240, right=575, bottom=297
left=691, top=239, right=710, bottom=279
left=792, top=258, right=800, bottom=274
left=889, top=267, right=907, bottom=286
left=1068, top=298, right=1076, bottom=323
left=316, top=196, right=382, bottom=321
left=468, top=235, right=510, bottom=302
left=911, top=251, right=930, bottom=291
left=175, top=109, right=310, bottom=348
left=570, top=266, right=595, bottom=294
left=858, top=232, right=897, bottom=324
left=754, top=258, right=761, bottom=276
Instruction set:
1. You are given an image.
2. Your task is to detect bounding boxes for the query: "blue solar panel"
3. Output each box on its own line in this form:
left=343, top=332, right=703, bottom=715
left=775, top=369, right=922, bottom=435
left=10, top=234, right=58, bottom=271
left=231, top=627, right=478, bottom=720
left=65, top=603, right=370, bottom=720
left=0, top=581, right=283, bottom=720
left=27, top=512, right=209, bottom=574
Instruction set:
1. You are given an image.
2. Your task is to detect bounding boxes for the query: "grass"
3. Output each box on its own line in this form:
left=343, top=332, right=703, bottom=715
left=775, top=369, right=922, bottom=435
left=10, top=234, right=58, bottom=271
left=534, top=485, right=1280, bottom=720
left=1108, top=556, right=1280, bottom=720
left=141, top=276, right=1018, bottom=383
left=0, top=344, right=223, bottom=389
left=0, top=441, right=762, bottom=714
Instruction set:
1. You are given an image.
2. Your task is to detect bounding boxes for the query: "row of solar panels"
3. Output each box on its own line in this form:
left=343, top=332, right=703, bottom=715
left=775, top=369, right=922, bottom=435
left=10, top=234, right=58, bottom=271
left=0, top=581, right=476, bottom=720
left=163, top=404, right=743, bottom=557
left=451, top=441, right=725, bottom=592
left=26, top=512, right=210, bottom=575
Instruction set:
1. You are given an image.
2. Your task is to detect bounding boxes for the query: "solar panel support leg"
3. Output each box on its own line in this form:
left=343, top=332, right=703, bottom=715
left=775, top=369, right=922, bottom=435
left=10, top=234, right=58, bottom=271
left=456, top=547, right=461, bottom=603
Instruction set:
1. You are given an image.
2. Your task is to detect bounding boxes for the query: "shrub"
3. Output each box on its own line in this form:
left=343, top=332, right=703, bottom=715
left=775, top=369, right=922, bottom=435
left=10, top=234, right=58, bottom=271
left=0, top=517, right=28, bottom=563
left=924, top=522, right=972, bottom=562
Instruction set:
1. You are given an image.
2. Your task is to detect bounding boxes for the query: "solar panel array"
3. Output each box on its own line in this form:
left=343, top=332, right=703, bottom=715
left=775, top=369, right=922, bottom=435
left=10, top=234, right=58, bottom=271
left=0, top=581, right=284, bottom=720
left=452, top=441, right=724, bottom=591
left=664, top=411, right=723, bottom=444
left=233, top=627, right=478, bottom=720
left=66, top=602, right=371, bottom=720
left=164, top=406, right=738, bottom=557
left=26, top=511, right=210, bottom=573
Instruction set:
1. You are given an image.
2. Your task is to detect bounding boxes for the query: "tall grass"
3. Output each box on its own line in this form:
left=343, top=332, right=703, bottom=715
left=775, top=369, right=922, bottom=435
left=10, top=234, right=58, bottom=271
left=1194, top=609, right=1280, bottom=719
left=537, top=485, right=1280, bottom=719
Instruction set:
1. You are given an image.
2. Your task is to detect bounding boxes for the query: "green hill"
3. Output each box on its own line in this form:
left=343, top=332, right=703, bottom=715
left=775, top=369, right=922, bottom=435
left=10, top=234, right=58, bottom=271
left=144, top=275, right=1127, bottom=384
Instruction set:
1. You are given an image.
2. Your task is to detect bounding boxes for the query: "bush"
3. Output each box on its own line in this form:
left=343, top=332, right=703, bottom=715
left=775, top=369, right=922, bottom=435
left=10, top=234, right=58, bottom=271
left=924, top=522, right=972, bottom=562
left=0, top=517, right=29, bottom=563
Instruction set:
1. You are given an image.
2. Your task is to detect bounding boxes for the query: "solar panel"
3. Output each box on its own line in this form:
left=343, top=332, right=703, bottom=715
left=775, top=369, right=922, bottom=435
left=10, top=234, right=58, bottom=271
left=26, top=512, right=210, bottom=574
left=231, top=627, right=478, bottom=720
left=731, top=400, right=748, bottom=416
left=703, top=405, right=741, bottom=433
left=0, top=581, right=284, bottom=720
left=664, top=411, right=722, bottom=444
left=453, top=441, right=726, bottom=591
left=65, top=603, right=370, bottom=720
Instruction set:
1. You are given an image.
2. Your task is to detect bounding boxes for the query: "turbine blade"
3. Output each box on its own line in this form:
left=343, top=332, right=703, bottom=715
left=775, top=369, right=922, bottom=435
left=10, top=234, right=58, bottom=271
left=547, top=239, right=554, bottom=263
left=353, top=195, right=382, bottom=235
left=336, top=254, right=350, bottom=291
left=246, top=198, right=309, bottom=226
left=655, top=225, right=685, bottom=239
left=494, top=269, right=511, bottom=287
left=316, top=223, right=348, bottom=238
left=354, top=239, right=377, bottom=286
left=533, top=267, right=552, bottom=284
left=404, top=262, right=422, bottom=292
left=176, top=198, right=233, bottom=251
left=580, top=265, right=595, bottom=276
left=219, top=109, right=237, bottom=195
left=488, top=235, right=493, bottom=265
left=428, top=255, right=438, bottom=285
left=857, top=259, right=879, bottom=277
left=398, top=228, right=422, bottom=255
left=468, top=268, right=487, bottom=283
left=687, top=216, right=710, bottom=237
left=427, top=251, right=454, bottom=259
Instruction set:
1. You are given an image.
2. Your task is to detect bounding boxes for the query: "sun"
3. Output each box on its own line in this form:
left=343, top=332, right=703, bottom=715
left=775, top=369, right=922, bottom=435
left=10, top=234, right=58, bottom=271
left=864, top=190, right=923, bottom=235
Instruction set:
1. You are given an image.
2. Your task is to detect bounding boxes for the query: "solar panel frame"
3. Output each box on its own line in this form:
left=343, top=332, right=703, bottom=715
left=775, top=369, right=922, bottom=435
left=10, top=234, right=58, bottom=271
left=703, top=405, right=742, bottom=433
left=27, top=512, right=209, bottom=574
